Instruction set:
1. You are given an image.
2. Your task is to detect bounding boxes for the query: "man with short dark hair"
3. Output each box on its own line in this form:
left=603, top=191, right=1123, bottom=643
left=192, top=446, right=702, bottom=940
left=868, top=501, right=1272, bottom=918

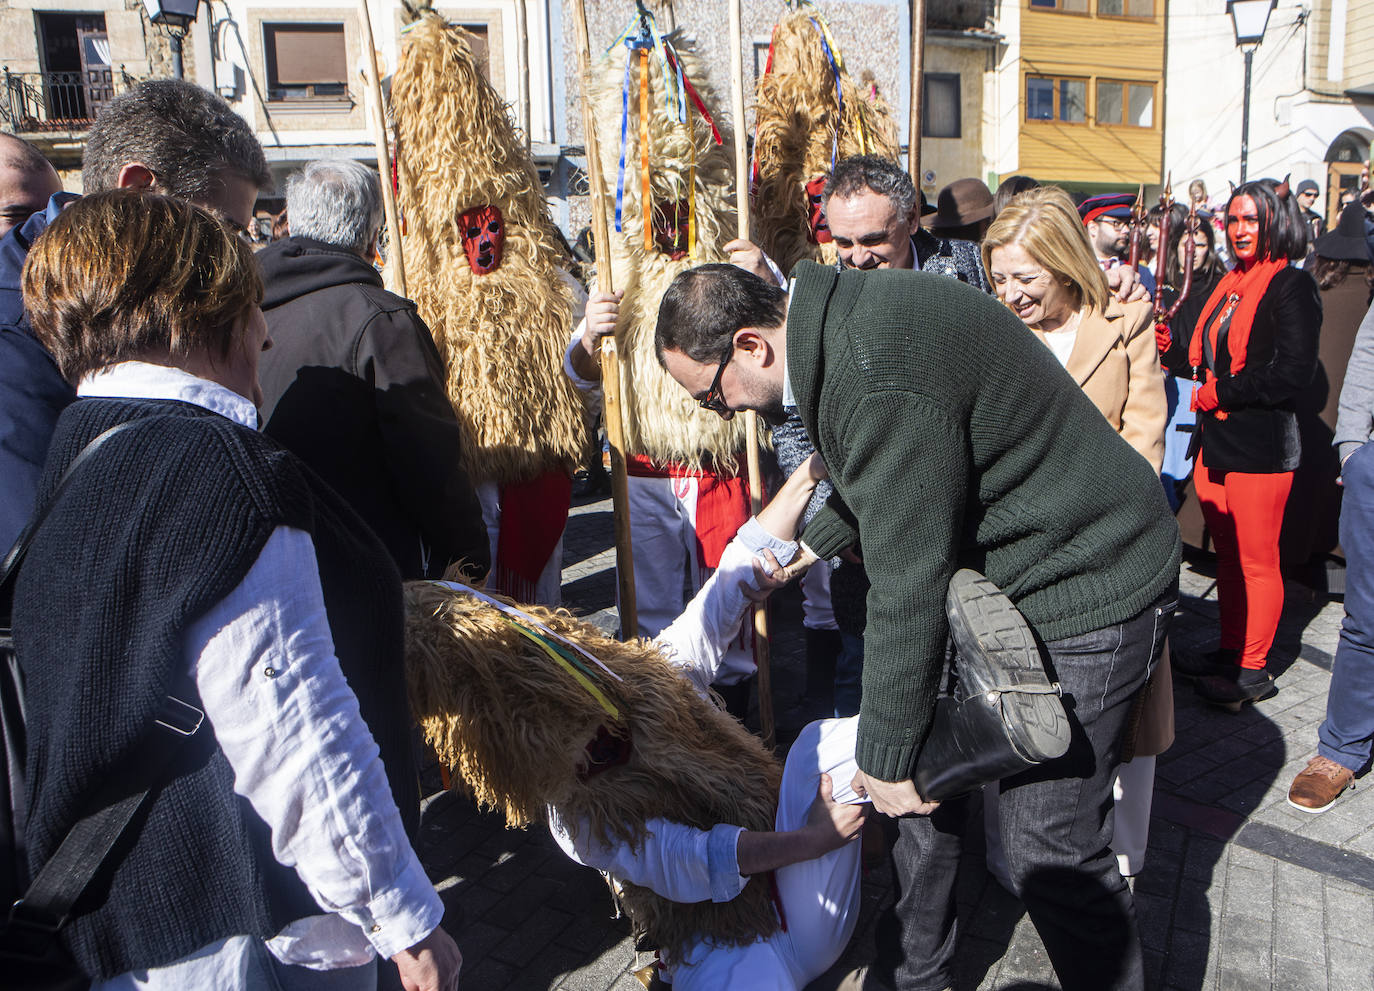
left=1079, top=192, right=1157, bottom=297
left=0, top=79, right=271, bottom=549
left=0, top=134, right=61, bottom=239
left=256, top=159, right=490, bottom=582
left=656, top=261, right=1180, bottom=991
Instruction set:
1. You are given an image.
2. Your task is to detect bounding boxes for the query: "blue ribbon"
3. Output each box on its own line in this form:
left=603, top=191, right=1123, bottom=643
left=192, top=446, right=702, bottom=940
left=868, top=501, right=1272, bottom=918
left=811, top=18, right=843, bottom=169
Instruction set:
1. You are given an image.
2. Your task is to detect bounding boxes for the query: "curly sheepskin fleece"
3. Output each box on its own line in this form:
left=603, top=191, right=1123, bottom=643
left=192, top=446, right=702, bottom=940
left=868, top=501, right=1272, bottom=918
left=589, top=32, right=763, bottom=474
left=752, top=12, right=899, bottom=275
left=392, top=15, right=585, bottom=485
left=404, top=580, right=783, bottom=956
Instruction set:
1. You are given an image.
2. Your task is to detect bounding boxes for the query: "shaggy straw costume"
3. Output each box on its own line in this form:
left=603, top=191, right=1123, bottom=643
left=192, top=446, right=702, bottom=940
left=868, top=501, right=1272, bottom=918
left=589, top=29, right=755, bottom=471
left=404, top=581, right=783, bottom=955
left=391, top=15, right=584, bottom=487
left=752, top=11, right=899, bottom=274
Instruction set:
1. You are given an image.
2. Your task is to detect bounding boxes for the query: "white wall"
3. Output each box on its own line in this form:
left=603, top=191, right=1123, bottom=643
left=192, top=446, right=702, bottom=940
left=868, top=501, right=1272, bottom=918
left=1164, top=0, right=1374, bottom=198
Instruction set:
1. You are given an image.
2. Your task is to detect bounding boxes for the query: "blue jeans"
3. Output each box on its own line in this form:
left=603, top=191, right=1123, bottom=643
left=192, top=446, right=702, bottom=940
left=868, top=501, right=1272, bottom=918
left=874, top=587, right=1176, bottom=991
left=1318, top=442, right=1374, bottom=773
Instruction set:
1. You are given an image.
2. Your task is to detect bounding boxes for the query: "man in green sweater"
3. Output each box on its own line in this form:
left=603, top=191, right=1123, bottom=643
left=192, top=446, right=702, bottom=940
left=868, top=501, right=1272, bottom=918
left=656, top=260, right=1180, bottom=991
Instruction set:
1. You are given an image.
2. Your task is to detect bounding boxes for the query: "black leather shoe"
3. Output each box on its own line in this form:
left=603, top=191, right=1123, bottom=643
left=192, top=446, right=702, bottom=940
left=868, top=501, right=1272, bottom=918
left=1173, top=645, right=1240, bottom=679
left=914, top=570, right=1071, bottom=801
left=1196, top=665, right=1277, bottom=711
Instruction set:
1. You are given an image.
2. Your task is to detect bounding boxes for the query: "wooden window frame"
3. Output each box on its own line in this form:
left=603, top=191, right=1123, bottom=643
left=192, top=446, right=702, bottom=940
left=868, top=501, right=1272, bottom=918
left=1095, top=78, right=1156, bottom=128
left=1025, top=74, right=1089, bottom=126
left=1026, top=0, right=1091, bottom=17
left=1095, top=0, right=1157, bottom=21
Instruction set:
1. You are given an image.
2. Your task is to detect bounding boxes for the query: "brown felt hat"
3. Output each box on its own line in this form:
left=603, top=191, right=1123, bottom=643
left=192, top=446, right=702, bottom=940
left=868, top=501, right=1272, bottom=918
left=929, top=178, right=995, bottom=229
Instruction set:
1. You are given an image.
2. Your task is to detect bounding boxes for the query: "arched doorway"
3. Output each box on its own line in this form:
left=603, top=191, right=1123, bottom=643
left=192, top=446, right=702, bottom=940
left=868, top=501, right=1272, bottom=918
left=1325, top=129, right=1371, bottom=223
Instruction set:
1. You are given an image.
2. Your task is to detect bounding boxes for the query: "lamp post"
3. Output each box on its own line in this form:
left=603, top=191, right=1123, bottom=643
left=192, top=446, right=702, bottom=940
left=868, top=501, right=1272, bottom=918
left=1227, top=0, right=1276, bottom=184
left=143, top=0, right=200, bottom=79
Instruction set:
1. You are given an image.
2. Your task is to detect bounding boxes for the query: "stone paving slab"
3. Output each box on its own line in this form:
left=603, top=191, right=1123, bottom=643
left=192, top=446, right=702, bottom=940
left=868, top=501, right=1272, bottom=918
left=412, top=494, right=1374, bottom=990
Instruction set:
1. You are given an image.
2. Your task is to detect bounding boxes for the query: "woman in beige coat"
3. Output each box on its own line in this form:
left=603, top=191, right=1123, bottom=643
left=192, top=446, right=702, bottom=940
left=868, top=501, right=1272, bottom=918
left=981, top=185, right=1171, bottom=878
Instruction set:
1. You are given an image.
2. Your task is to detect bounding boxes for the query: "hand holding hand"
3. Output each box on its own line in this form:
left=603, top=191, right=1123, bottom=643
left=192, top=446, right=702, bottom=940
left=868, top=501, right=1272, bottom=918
left=850, top=770, right=939, bottom=817
left=775, top=542, right=820, bottom=584
left=391, top=927, right=463, bottom=991
left=725, top=238, right=778, bottom=284
left=743, top=549, right=787, bottom=602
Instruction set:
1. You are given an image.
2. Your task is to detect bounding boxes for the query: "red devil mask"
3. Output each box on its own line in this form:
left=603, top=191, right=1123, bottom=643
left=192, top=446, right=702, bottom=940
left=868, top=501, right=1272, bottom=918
left=458, top=205, right=504, bottom=274
left=805, top=175, right=832, bottom=244
left=652, top=200, right=690, bottom=260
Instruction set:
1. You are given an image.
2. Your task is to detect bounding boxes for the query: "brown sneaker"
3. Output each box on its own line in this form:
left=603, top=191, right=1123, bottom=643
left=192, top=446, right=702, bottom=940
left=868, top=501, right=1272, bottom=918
left=1287, top=756, right=1354, bottom=813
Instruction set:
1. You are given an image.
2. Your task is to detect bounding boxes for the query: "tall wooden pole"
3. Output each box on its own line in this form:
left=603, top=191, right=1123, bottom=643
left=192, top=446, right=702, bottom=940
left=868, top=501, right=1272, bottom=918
left=908, top=0, right=927, bottom=188
left=572, top=0, right=638, bottom=639
left=358, top=0, right=405, bottom=296
left=514, top=0, right=532, bottom=152
left=729, top=0, right=775, bottom=751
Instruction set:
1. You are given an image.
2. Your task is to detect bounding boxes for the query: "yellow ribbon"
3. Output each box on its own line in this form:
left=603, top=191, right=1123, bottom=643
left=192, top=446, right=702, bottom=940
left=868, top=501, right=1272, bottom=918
left=504, top=618, right=623, bottom=721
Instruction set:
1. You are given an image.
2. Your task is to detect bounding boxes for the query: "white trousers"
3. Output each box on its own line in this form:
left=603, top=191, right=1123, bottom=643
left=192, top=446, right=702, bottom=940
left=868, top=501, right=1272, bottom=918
left=664, top=717, right=866, bottom=990
left=626, top=474, right=754, bottom=684
left=476, top=481, right=564, bottom=607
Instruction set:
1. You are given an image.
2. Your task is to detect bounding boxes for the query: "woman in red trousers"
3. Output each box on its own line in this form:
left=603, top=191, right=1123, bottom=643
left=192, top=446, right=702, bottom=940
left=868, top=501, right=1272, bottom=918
left=1175, top=178, right=1321, bottom=706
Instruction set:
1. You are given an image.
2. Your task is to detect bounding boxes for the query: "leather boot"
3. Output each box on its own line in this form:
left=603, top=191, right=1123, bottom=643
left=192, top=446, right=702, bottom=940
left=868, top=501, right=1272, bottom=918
left=913, top=570, right=1070, bottom=801
left=1172, top=645, right=1240, bottom=679
left=1195, top=665, right=1277, bottom=710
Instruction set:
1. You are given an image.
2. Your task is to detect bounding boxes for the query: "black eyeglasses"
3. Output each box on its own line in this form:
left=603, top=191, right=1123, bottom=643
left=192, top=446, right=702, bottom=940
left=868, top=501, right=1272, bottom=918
left=698, top=348, right=735, bottom=420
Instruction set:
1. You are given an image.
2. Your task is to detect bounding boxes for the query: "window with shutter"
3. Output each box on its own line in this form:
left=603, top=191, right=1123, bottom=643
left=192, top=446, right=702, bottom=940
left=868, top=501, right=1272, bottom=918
left=264, top=23, right=348, bottom=101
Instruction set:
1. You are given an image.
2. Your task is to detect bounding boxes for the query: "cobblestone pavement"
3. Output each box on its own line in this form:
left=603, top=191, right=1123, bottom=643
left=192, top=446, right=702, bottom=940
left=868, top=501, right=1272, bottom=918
left=412, top=492, right=1374, bottom=991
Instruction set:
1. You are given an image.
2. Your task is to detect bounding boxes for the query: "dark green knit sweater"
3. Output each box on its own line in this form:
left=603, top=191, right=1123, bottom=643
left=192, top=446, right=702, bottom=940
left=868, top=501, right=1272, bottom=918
left=790, top=261, right=1181, bottom=781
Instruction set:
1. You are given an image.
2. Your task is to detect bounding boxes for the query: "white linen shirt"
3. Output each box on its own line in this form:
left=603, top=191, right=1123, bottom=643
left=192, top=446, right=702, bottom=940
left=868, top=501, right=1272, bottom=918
left=78, top=362, right=441, bottom=988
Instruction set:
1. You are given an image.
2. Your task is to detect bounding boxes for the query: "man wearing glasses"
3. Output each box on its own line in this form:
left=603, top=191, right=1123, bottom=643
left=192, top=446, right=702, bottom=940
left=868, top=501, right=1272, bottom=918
left=656, top=260, right=1180, bottom=991
left=1079, top=192, right=1156, bottom=298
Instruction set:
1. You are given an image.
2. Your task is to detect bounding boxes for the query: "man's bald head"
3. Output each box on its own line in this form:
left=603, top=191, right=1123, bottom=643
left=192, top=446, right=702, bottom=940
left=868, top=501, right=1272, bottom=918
left=0, top=134, right=61, bottom=238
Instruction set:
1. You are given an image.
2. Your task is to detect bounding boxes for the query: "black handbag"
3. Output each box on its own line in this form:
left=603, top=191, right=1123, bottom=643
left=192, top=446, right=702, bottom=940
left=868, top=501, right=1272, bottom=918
left=0, top=422, right=205, bottom=990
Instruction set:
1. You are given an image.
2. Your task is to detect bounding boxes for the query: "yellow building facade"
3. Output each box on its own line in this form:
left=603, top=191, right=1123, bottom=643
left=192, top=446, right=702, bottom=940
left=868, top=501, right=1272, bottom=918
left=1014, top=0, right=1165, bottom=190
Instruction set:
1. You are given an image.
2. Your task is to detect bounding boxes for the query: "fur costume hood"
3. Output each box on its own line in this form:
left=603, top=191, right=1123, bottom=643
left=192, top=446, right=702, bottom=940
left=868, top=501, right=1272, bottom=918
left=392, top=14, right=585, bottom=485
left=752, top=12, right=899, bottom=274
left=589, top=30, right=762, bottom=473
left=403, top=580, right=783, bottom=956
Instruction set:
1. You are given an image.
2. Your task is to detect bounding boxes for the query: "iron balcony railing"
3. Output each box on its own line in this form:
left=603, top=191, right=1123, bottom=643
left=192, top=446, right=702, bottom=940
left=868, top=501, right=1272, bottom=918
left=1, top=68, right=136, bottom=133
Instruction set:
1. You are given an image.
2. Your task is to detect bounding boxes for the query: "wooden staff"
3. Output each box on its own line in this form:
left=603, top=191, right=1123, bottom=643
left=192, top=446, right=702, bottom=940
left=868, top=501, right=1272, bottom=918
left=572, top=0, right=638, bottom=639
left=358, top=0, right=406, bottom=296
left=729, top=0, right=775, bottom=751
left=908, top=0, right=926, bottom=187
left=514, top=0, right=531, bottom=152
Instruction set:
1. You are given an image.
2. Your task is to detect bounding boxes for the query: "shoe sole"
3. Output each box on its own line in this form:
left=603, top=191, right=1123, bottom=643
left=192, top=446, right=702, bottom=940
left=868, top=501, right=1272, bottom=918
left=946, top=569, right=1069, bottom=762
left=1286, top=788, right=1350, bottom=814
left=1197, top=683, right=1279, bottom=712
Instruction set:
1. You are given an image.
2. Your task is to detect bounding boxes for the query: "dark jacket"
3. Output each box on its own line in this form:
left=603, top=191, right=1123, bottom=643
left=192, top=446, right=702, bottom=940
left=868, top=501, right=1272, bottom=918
left=16, top=398, right=415, bottom=978
left=257, top=236, right=489, bottom=581
left=1195, top=266, right=1322, bottom=474
left=788, top=261, right=1180, bottom=780
left=0, top=194, right=79, bottom=551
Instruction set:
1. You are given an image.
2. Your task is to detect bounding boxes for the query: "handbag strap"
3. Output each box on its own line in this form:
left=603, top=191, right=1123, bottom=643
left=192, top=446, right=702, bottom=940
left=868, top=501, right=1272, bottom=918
left=2, top=419, right=205, bottom=953
left=0, top=421, right=139, bottom=602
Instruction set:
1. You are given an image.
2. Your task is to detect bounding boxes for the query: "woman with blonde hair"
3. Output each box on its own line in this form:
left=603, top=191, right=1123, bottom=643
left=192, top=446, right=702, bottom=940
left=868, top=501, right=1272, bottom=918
left=981, top=184, right=1170, bottom=878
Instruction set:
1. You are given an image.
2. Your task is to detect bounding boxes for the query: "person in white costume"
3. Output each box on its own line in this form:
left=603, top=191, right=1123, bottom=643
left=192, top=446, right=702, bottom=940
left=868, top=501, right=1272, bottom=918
left=548, top=454, right=872, bottom=989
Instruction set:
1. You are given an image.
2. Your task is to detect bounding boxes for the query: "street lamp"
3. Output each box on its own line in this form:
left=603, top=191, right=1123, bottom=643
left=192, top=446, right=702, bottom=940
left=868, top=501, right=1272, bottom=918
left=143, top=0, right=200, bottom=80
left=1227, top=0, right=1276, bottom=184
